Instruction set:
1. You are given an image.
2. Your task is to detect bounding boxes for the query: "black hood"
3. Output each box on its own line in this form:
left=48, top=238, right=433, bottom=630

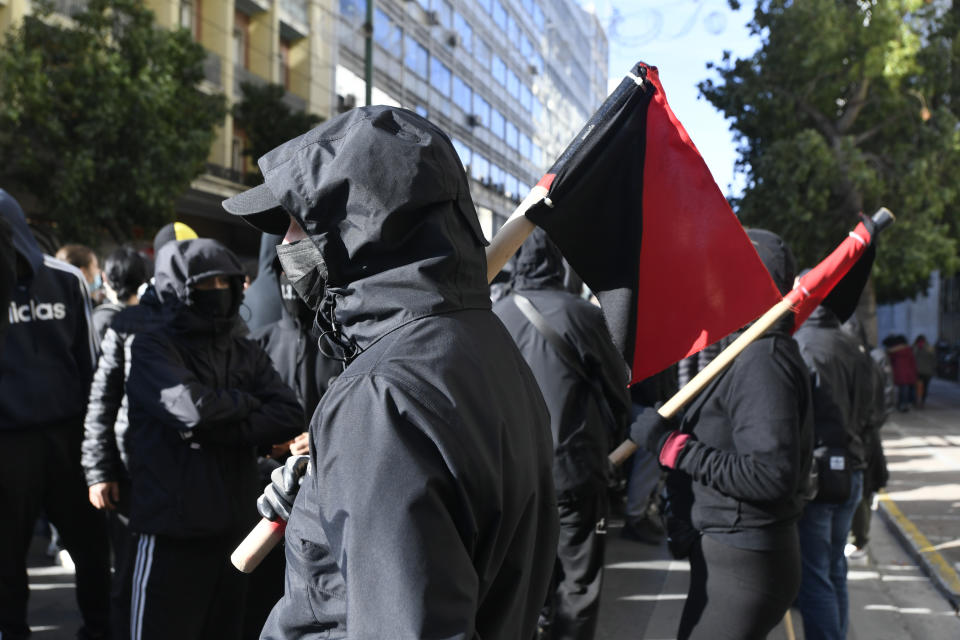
left=232, top=106, right=491, bottom=352
left=511, top=227, right=566, bottom=291
left=746, top=228, right=796, bottom=296
left=0, top=189, right=43, bottom=279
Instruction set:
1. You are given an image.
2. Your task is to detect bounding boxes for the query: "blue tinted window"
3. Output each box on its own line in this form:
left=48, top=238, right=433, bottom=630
left=473, top=94, right=490, bottom=127
left=490, top=108, right=504, bottom=139
left=453, top=12, right=472, bottom=53
left=452, top=75, right=471, bottom=112
left=492, top=55, right=506, bottom=86
left=404, top=35, right=428, bottom=78
left=430, top=58, right=451, bottom=94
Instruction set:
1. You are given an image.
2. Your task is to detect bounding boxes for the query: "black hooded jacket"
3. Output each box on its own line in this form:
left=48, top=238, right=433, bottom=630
left=493, top=228, right=630, bottom=495
left=672, top=229, right=814, bottom=551
left=255, top=107, right=558, bottom=639
left=251, top=278, right=342, bottom=426
left=0, top=189, right=97, bottom=430
left=124, top=239, right=302, bottom=538
left=793, top=305, right=873, bottom=469
left=81, top=285, right=165, bottom=486
left=241, top=233, right=284, bottom=331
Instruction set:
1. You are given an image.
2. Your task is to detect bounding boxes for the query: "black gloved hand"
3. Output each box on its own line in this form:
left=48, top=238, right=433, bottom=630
left=628, top=404, right=679, bottom=455
left=256, top=455, right=310, bottom=522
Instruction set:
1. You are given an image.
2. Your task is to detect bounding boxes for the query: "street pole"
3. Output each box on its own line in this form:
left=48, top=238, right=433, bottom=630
left=363, top=0, right=373, bottom=106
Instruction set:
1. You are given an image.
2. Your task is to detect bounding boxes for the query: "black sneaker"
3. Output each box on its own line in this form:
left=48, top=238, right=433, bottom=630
left=621, top=517, right=664, bottom=545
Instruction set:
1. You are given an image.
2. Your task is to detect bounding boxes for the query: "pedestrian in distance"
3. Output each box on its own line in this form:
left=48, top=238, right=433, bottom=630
left=493, top=228, right=631, bottom=640
left=0, top=189, right=111, bottom=640
left=628, top=228, right=814, bottom=640
left=122, top=238, right=302, bottom=640
left=56, top=243, right=105, bottom=305
left=884, top=334, right=917, bottom=411
left=794, top=299, right=875, bottom=640
left=913, top=335, right=936, bottom=408
left=91, top=246, right=149, bottom=343
left=81, top=225, right=195, bottom=640
left=222, top=105, right=559, bottom=639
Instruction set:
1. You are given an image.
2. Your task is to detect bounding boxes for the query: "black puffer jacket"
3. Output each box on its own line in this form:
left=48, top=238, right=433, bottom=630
left=794, top=305, right=874, bottom=469
left=672, top=229, right=814, bottom=551
left=493, top=228, right=630, bottom=495
left=81, top=286, right=164, bottom=486
left=254, top=107, right=558, bottom=639
left=125, top=239, right=302, bottom=538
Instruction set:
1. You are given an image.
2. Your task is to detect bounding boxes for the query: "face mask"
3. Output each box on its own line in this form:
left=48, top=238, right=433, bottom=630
left=90, top=273, right=103, bottom=292
left=279, top=273, right=314, bottom=327
left=276, top=238, right=327, bottom=312
left=190, top=288, right=237, bottom=319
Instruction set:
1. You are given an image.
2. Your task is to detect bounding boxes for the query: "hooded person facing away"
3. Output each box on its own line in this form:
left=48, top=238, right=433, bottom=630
left=222, top=105, right=559, bottom=639
left=493, top=228, right=630, bottom=640
left=122, top=238, right=302, bottom=640
left=0, top=189, right=111, bottom=640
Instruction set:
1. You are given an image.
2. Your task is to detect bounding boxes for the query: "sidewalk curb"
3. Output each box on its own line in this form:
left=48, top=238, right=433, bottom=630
left=877, top=490, right=960, bottom=612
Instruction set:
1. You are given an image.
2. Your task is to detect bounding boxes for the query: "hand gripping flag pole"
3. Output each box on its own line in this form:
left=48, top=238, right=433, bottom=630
left=608, top=207, right=895, bottom=467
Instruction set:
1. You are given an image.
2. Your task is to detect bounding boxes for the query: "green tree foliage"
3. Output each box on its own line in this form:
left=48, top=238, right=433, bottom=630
left=232, top=81, right=323, bottom=182
left=0, top=0, right=225, bottom=244
left=701, top=0, right=960, bottom=302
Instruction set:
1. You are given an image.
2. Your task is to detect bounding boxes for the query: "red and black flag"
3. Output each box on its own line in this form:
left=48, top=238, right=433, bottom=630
left=525, top=62, right=782, bottom=384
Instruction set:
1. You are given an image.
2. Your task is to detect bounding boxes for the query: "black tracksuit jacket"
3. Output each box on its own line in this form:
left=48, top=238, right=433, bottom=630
left=258, top=106, right=559, bottom=640
left=492, top=229, right=630, bottom=495
left=0, top=189, right=96, bottom=429
left=793, top=306, right=874, bottom=469
left=674, top=314, right=815, bottom=551
left=124, top=239, right=302, bottom=538
left=81, top=287, right=164, bottom=486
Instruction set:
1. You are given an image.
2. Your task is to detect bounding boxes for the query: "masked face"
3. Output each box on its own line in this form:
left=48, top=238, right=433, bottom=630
left=189, top=281, right=240, bottom=319
left=278, top=272, right=315, bottom=327
left=275, top=238, right=327, bottom=312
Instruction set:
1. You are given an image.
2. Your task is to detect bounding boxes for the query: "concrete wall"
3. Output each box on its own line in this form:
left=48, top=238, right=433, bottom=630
left=877, top=270, right=941, bottom=343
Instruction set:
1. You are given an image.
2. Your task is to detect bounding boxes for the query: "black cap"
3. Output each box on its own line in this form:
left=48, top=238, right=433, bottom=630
left=220, top=184, right=289, bottom=235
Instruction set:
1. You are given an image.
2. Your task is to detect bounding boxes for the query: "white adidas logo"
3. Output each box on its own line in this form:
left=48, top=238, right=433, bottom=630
left=8, top=300, right=67, bottom=323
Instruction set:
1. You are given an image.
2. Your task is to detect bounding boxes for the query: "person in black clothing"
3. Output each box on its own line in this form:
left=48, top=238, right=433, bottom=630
left=492, top=228, right=630, bottom=640
left=793, top=303, right=874, bottom=640
left=630, top=228, right=814, bottom=640
left=122, top=238, right=302, bottom=640
left=0, top=213, right=15, bottom=352
left=91, top=246, right=149, bottom=343
left=222, top=105, right=558, bottom=639
left=241, top=233, right=284, bottom=332
left=0, top=189, right=111, bottom=640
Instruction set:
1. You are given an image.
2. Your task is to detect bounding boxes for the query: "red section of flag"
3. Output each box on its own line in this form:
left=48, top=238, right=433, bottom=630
left=787, top=221, right=874, bottom=330
left=631, top=66, right=782, bottom=383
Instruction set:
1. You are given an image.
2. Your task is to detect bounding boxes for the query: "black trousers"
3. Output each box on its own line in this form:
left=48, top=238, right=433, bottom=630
left=126, top=532, right=248, bottom=640
left=107, top=482, right=135, bottom=640
left=678, top=533, right=801, bottom=640
left=542, top=485, right=608, bottom=640
left=0, top=424, right=111, bottom=639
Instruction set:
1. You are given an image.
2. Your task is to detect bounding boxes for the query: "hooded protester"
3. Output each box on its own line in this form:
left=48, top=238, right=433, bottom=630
left=793, top=302, right=874, bottom=640
left=0, top=189, right=111, bottom=640
left=492, top=228, right=630, bottom=640
left=628, top=228, right=814, bottom=640
left=222, top=105, right=558, bottom=639
left=122, top=238, right=302, bottom=640
left=241, top=233, right=285, bottom=331
left=81, top=227, right=195, bottom=640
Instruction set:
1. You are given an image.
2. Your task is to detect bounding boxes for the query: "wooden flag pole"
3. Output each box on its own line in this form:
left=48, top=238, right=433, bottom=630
left=484, top=185, right=547, bottom=283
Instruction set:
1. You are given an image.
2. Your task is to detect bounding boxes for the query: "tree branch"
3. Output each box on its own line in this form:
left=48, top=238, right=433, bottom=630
left=836, top=78, right=871, bottom=134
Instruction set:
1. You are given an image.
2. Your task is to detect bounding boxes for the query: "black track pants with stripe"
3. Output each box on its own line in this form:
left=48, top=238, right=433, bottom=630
left=127, top=532, right=248, bottom=640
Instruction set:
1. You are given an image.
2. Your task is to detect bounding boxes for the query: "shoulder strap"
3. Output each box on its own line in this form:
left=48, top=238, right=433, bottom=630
left=512, top=293, right=590, bottom=381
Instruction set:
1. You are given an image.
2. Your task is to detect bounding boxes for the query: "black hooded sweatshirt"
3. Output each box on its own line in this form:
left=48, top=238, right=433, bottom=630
left=671, top=229, right=814, bottom=551
left=0, top=189, right=97, bottom=429
left=241, top=232, right=284, bottom=331
left=250, top=277, right=342, bottom=426
left=124, top=239, right=302, bottom=538
left=254, top=107, right=558, bottom=640
left=793, top=305, right=873, bottom=469
left=493, top=228, right=630, bottom=495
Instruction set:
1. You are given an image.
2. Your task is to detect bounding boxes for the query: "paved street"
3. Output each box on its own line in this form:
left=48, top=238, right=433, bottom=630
left=24, top=379, right=960, bottom=639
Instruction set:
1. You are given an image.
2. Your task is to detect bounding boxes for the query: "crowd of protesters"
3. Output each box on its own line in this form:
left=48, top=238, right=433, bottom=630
left=0, top=106, right=915, bottom=640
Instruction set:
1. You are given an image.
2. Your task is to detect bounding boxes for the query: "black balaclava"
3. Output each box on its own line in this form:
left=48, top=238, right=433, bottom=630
left=189, top=278, right=242, bottom=319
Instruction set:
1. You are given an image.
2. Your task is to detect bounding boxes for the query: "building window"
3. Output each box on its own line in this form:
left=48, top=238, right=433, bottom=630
left=506, top=69, right=519, bottom=99
left=415, top=105, right=429, bottom=118
left=519, top=132, right=532, bottom=161
left=520, top=34, right=532, bottom=60
left=340, top=0, right=362, bottom=21
left=472, top=94, right=490, bottom=128
left=233, top=12, right=248, bottom=69
left=492, top=0, right=506, bottom=30
left=505, top=121, right=518, bottom=150
left=374, top=9, right=403, bottom=57
left=431, top=0, right=452, bottom=29
left=532, top=1, right=545, bottom=31
left=452, top=75, right=472, bottom=113
left=506, top=174, right=519, bottom=199
left=492, top=55, right=506, bottom=86
left=506, top=14, right=519, bottom=44
left=280, top=39, right=291, bottom=90
left=475, top=37, right=491, bottom=69
left=472, top=153, right=490, bottom=182
left=451, top=137, right=471, bottom=170
left=453, top=12, right=472, bottom=53
left=477, top=0, right=492, bottom=15
left=231, top=134, right=245, bottom=177
left=489, top=163, right=504, bottom=192
left=404, top=35, right=429, bottom=78
left=520, top=84, right=533, bottom=112
left=180, top=0, right=199, bottom=40
left=430, top=58, right=451, bottom=95
left=490, top=108, right=504, bottom=139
